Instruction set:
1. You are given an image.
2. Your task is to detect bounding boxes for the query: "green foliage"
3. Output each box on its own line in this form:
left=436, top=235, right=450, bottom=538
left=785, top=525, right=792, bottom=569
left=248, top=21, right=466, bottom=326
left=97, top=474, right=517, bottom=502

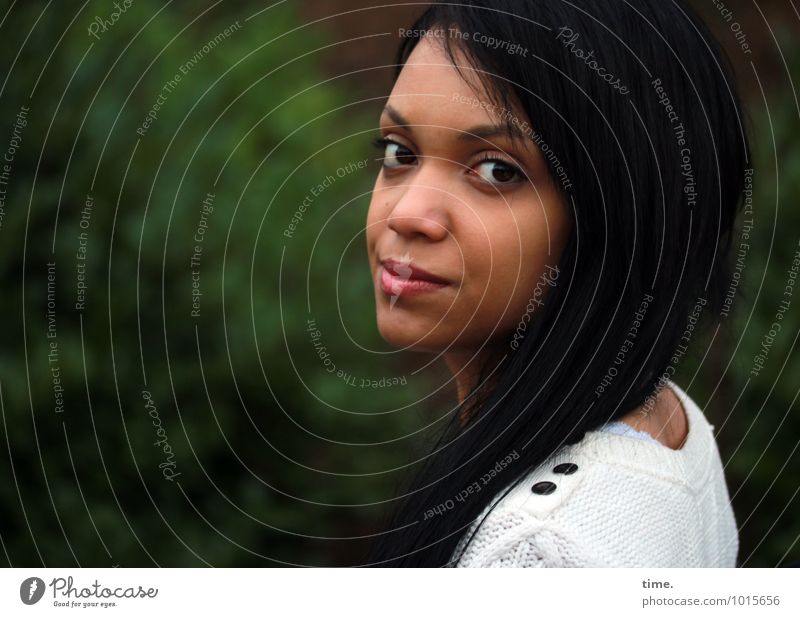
left=724, top=78, right=800, bottom=567
left=0, top=0, right=796, bottom=568
left=0, top=0, right=428, bottom=566
left=678, top=37, right=800, bottom=566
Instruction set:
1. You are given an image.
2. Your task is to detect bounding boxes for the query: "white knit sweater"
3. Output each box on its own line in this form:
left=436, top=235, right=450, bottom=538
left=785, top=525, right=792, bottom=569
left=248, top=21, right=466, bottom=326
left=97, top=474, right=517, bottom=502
left=452, top=380, right=738, bottom=567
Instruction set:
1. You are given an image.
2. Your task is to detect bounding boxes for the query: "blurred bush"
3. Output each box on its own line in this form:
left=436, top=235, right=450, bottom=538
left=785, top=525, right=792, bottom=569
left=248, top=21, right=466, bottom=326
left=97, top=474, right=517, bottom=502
left=723, top=43, right=800, bottom=566
left=0, top=0, right=796, bottom=568
left=675, top=27, right=800, bottom=566
left=0, top=0, right=432, bottom=566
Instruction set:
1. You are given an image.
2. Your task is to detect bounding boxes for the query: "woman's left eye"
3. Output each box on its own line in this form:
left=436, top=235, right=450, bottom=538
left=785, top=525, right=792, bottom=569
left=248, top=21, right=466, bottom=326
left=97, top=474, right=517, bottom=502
left=472, top=158, right=525, bottom=185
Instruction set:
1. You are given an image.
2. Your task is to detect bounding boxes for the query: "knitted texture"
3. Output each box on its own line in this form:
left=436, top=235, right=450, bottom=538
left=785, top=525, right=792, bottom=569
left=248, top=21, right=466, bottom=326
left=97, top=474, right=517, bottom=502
left=452, top=380, right=738, bottom=567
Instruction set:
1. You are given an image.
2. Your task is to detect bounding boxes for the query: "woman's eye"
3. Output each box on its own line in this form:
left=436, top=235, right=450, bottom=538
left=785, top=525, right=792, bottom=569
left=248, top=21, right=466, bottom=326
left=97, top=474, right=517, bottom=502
left=472, top=159, right=525, bottom=185
left=373, top=138, right=416, bottom=169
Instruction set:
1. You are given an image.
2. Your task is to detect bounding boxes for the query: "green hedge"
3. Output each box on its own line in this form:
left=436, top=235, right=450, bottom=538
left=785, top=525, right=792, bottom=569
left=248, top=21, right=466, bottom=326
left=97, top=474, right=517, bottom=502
left=0, top=1, right=796, bottom=567
left=0, top=0, right=429, bottom=567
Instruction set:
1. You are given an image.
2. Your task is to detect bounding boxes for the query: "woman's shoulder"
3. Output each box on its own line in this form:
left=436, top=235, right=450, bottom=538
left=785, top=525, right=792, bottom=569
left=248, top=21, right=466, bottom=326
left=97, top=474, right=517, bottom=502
left=454, top=381, right=737, bottom=566
left=474, top=431, right=689, bottom=537
left=496, top=381, right=729, bottom=523
left=454, top=442, right=686, bottom=566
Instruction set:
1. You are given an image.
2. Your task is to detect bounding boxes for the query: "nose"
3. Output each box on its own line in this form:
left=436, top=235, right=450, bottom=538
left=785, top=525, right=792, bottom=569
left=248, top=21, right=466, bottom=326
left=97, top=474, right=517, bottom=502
left=386, top=181, right=451, bottom=242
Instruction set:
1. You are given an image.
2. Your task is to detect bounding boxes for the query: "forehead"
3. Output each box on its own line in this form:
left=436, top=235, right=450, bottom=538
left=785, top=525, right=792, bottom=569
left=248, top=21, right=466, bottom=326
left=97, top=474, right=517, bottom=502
left=386, top=36, right=502, bottom=128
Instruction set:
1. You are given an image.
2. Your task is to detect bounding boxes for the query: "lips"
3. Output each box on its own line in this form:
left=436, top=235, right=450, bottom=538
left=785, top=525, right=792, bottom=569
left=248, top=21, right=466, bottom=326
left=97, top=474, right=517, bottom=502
left=378, top=258, right=451, bottom=299
left=381, top=258, right=450, bottom=285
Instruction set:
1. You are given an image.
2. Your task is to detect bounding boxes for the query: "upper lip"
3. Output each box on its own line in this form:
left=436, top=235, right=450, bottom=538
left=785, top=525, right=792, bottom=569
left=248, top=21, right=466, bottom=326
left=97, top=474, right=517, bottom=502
left=380, top=258, right=451, bottom=285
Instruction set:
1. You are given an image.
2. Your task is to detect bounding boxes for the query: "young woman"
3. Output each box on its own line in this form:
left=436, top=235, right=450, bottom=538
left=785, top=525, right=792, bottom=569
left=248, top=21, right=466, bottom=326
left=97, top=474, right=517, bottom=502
left=365, top=0, right=749, bottom=567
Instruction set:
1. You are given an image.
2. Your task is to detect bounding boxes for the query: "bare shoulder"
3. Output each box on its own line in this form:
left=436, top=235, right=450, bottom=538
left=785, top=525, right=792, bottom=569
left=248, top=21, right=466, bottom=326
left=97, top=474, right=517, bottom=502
left=619, top=384, right=689, bottom=450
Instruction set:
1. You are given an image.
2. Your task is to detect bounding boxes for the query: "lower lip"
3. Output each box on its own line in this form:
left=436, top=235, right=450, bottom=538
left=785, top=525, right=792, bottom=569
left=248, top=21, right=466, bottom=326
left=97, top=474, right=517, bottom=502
left=379, top=265, right=449, bottom=297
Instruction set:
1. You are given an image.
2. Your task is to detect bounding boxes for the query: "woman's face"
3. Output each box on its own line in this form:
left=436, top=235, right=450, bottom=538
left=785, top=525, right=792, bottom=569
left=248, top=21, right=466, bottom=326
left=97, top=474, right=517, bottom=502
left=366, top=36, right=571, bottom=354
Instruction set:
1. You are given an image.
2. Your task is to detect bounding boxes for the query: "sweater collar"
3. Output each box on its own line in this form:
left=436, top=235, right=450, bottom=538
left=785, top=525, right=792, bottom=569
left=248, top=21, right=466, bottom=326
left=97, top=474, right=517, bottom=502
left=577, top=380, right=715, bottom=491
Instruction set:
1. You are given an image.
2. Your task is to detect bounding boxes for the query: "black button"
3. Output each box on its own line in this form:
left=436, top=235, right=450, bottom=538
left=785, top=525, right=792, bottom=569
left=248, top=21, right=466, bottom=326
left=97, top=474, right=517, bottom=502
left=531, top=481, right=557, bottom=495
left=553, top=463, right=578, bottom=475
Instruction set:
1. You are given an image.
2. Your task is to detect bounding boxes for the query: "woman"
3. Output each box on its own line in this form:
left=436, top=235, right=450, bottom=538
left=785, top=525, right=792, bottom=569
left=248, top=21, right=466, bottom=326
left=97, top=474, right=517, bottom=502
left=365, top=0, right=748, bottom=567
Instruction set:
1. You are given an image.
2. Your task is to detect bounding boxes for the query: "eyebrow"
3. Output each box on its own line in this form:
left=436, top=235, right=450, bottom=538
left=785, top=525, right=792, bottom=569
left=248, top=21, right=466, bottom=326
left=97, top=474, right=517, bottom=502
left=381, top=103, right=531, bottom=146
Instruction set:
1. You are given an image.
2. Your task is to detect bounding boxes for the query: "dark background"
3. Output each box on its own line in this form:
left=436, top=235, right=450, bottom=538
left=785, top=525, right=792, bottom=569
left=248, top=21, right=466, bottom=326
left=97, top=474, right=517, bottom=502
left=0, top=0, right=797, bottom=567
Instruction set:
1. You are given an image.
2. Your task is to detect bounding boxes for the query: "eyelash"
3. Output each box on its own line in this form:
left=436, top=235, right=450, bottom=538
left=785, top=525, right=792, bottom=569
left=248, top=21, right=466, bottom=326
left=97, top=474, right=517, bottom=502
left=371, top=136, right=393, bottom=150
left=371, top=137, right=411, bottom=163
left=370, top=136, right=527, bottom=185
left=471, top=152, right=527, bottom=183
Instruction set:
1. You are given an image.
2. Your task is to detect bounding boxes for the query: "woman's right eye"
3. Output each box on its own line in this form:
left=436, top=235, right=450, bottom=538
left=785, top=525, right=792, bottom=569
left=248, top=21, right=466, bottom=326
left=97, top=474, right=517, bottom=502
left=372, top=137, right=416, bottom=169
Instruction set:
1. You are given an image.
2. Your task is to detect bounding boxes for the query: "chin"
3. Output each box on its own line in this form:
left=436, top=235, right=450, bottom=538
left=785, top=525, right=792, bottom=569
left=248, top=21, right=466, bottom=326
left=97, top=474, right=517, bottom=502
left=375, top=309, right=447, bottom=352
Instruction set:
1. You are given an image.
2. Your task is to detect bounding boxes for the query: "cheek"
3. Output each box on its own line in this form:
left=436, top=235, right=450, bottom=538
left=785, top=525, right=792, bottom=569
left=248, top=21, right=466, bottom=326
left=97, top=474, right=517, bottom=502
left=365, top=195, right=389, bottom=253
left=473, top=206, right=566, bottom=326
left=473, top=211, right=530, bottom=283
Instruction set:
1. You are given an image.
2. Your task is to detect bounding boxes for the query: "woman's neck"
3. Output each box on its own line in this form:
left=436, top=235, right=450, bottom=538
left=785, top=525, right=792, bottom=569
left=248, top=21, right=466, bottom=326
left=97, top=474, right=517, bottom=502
left=444, top=347, right=506, bottom=426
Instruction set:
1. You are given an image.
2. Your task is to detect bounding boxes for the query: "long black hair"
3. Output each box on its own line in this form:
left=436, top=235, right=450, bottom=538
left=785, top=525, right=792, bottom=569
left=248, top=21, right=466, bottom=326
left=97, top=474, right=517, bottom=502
left=367, top=0, right=750, bottom=566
